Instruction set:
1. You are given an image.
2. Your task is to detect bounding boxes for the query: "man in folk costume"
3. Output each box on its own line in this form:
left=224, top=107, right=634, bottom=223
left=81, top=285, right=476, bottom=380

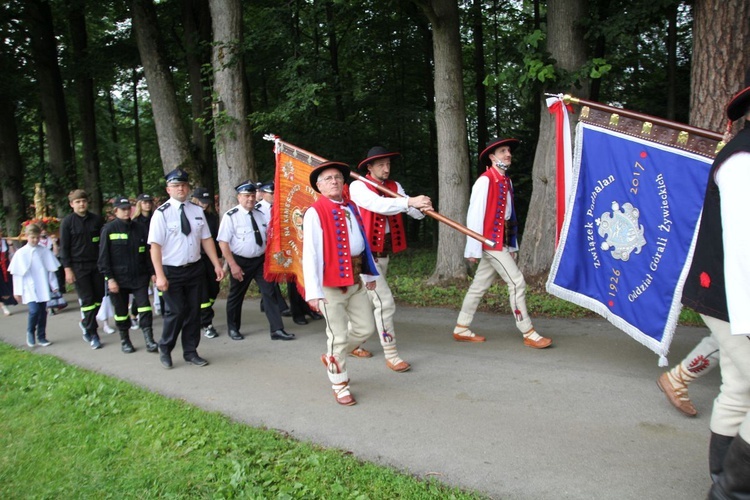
left=348, top=146, right=433, bottom=372
left=303, top=161, right=379, bottom=406
left=681, top=72, right=750, bottom=499
left=453, top=138, right=552, bottom=348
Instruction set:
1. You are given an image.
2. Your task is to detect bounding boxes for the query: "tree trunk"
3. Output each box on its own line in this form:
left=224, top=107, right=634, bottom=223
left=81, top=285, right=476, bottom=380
left=417, top=0, right=471, bottom=284
left=182, top=0, right=215, bottom=193
left=106, top=92, right=126, bottom=194
left=0, top=95, right=26, bottom=236
left=131, top=0, right=197, bottom=176
left=689, top=0, right=750, bottom=132
left=471, top=0, right=488, bottom=159
left=132, top=70, right=144, bottom=195
left=24, top=0, right=76, bottom=214
left=209, top=0, right=255, bottom=216
left=67, top=0, right=103, bottom=213
left=520, top=0, right=588, bottom=279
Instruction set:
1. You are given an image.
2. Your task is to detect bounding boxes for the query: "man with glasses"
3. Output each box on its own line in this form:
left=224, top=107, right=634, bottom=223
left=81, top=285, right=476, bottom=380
left=303, top=162, right=379, bottom=406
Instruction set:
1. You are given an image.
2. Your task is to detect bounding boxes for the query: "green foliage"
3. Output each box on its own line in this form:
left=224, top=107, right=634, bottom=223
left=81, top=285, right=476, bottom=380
left=0, top=343, right=482, bottom=499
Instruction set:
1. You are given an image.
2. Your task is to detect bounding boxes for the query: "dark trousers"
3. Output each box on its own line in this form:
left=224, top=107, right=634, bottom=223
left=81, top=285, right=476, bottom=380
left=288, top=281, right=312, bottom=319
left=73, top=266, right=104, bottom=334
left=199, top=254, right=219, bottom=327
left=110, top=285, right=152, bottom=331
left=160, top=261, right=203, bottom=359
left=227, top=254, right=283, bottom=333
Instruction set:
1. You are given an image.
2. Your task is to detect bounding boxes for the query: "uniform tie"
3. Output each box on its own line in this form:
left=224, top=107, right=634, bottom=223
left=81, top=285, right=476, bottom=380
left=180, top=204, right=191, bottom=235
left=248, top=211, right=263, bottom=246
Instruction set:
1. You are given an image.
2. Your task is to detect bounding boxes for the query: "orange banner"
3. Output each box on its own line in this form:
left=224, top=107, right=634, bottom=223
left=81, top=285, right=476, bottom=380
left=264, top=138, right=329, bottom=291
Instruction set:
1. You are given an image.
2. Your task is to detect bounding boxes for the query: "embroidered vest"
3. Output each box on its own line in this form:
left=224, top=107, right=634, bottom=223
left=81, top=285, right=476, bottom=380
left=358, top=176, right=407, bottom=254
left=682, top=126, right=750, bottom=321
left=480, top=168, right=517, bottom=251
left=312, top=196, right=378, bottom=288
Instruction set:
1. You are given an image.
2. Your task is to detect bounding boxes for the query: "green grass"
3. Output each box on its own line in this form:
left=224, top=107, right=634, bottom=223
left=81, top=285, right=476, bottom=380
left=0, top=343, right=482, bottom=499
left=387, top=248, right=704, bottom=326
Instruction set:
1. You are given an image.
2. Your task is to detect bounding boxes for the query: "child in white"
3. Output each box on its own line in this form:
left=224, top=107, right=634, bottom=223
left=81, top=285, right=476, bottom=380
left=9, top=224, right=61, bottom=347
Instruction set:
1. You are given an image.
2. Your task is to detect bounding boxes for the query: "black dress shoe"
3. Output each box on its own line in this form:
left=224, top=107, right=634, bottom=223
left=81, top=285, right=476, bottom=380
left=159, top=349, right=173, bottom=369
left=281, top=309, right=292, bottom=317
left=308, top=311, right=323, bottom=320
left=270, top=329, right=296, bottom=341
left=185, top=355, right=209, bottom=367
left=293, top=317, right=309, bottom=325
left=228, top=330, right=244, bottom=341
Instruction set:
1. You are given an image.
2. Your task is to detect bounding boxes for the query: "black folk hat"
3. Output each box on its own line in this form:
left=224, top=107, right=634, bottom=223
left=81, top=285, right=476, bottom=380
left=726, top=68, right=750, bottom=121
left=357, top=146, right=401, bottom=172
left=309, top=161, right=351, bottom=193
left=479, top=138, right=520, bottom=168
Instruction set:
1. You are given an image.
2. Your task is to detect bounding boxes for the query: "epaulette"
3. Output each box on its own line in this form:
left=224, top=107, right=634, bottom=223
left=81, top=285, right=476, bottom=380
left=227, top=207, right=239, bottom=216
left=157, top=202, right=170, bottom=212
left=254, top=203, right=261, bottom=210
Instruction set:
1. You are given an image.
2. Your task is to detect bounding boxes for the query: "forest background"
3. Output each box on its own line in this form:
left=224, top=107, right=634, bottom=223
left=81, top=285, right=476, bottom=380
left=1, top=0, right=748, bottom=285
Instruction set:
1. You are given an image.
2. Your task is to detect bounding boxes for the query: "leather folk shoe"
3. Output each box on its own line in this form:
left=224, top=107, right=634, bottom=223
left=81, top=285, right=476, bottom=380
left=333, top=382, right=356, bottom=406
left=523, top=334, right=552, bottom=349
left=228, top=330, right=244, bottom=341
left=453, top=329, right=486, bottom=343
left=657, top=372, right=697, bottom=416
left=350, top=346, right=373, bottom=358
left=271, top=329, right=295, bottom=341
left=386, top=359, right=411, bottom=372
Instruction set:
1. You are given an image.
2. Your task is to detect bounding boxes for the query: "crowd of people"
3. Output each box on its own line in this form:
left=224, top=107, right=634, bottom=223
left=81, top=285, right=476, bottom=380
left=2, top=77, right=749, bottom=496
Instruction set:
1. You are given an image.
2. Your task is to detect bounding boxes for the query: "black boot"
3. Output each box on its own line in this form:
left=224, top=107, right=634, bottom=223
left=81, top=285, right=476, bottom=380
left=119, top=329, right=135, bottom=354
left=709, top=432, right=735, bottom=483
left=142, top=327, right=158, bottom=353
left=708, top=434, right=750, bottom=499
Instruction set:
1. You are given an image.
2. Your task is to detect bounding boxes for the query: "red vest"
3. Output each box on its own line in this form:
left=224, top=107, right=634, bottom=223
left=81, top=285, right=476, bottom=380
left=481, top=168, right=511, bottom=251
left=312, top=196, right=372, bottom=288
left=357, top=176, right=407, bottom=254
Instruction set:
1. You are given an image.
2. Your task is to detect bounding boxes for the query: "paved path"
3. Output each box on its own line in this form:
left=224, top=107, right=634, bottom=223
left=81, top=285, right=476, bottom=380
left=0, top=295, right=715, bottom=499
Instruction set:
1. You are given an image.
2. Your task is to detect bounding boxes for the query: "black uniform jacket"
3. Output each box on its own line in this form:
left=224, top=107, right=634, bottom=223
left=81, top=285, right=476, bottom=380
left=98, top=217, right=153, bottom=290
left=60, top=211, right=104, bottom=269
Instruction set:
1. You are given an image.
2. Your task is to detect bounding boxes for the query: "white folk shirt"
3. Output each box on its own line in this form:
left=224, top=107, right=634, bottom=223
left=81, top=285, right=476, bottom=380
left=464, top=174, right=514, bottom=259
left=148, top=198, right=210, bottom=266
left=715, top=151, right=750, bottom=335
left=349, top=179, right=425, bottom=233
left=217, top=204, right=268, bottom=258
left=302, top=199, right=373, bottom=302
left=9, top=244, right=59, bottom=304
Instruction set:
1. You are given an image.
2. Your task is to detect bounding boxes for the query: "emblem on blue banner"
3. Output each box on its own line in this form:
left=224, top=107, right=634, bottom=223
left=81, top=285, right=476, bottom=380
left=598, top=201, right=646, bottom=261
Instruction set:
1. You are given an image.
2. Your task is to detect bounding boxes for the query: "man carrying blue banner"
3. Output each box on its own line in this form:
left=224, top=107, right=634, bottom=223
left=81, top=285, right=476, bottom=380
left=681, top=74, right=750, bottom=499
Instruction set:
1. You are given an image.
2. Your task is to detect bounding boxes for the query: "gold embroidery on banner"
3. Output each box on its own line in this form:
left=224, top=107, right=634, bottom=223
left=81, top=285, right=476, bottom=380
left=609, top=114, right=619, bottom=127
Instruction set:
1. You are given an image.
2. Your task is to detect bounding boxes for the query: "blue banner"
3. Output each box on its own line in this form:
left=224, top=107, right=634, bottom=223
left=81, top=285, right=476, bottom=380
left=547, top=123, right=712, bottom=363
